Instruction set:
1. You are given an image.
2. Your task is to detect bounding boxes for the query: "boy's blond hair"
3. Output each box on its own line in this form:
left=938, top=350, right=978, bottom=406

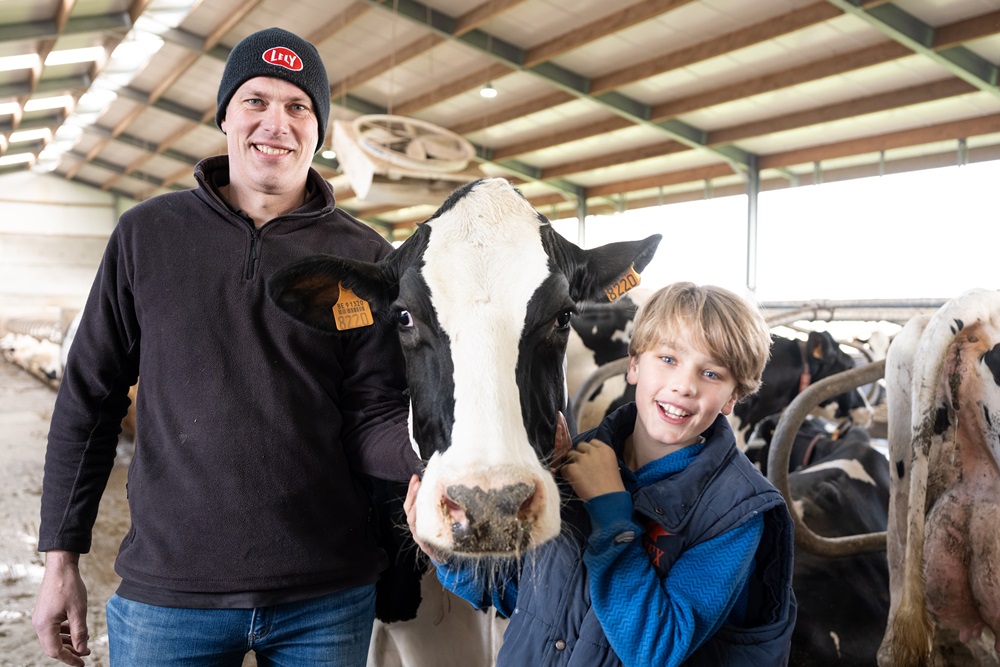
left=627, top=282, right=771, bottom=401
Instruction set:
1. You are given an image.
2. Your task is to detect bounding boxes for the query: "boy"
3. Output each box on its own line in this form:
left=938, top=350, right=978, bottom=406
left=405, top=282, right=796, bottom=666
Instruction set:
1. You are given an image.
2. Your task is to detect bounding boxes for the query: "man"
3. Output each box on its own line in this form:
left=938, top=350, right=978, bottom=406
left=32, top=27, right=421, bottom=666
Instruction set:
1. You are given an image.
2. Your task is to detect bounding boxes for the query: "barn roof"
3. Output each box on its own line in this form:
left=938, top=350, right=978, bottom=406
left=1, top=0, right=997, bottom=234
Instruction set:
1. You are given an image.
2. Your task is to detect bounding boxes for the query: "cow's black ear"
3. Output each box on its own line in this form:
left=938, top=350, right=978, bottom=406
left=545, top=229, right=662, bottom=303
left=267, top=255, right=386, bottom=332
left=807, top=331, right=836, bottom=360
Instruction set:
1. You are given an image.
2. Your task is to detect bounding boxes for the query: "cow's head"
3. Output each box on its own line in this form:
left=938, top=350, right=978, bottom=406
left=805, top=330, right=868, bottom=417
left=268, top=178, right=660, bottom=557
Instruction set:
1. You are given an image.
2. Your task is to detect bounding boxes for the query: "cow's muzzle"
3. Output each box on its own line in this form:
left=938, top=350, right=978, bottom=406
left=444, top=482, right=536, bottom=554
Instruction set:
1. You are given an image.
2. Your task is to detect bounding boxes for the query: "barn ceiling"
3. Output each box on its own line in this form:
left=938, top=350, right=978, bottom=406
left=1, top=0, right=998, bottom=236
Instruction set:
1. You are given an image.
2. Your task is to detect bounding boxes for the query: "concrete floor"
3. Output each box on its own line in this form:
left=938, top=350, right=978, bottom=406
left=0, top=358, right=124, bottom=666
left=0, top=360, right=270, bottom=667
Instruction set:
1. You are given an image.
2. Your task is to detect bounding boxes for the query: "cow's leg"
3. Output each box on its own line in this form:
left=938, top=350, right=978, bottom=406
left=969, top=499, right=1000, bottom=651
left=924, top=489, right=983, bottom=643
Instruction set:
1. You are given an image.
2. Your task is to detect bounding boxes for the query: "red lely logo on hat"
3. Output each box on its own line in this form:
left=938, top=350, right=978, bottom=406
left=262, top=47, right=303, bottom=72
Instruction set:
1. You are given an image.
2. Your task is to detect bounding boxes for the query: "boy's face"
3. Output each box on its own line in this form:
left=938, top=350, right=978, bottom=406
left=626, top=324, right=738, bottom=452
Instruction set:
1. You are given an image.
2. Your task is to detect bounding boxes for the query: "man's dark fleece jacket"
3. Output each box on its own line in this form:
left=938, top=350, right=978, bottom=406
left=38, top=156, right=422, bottom=608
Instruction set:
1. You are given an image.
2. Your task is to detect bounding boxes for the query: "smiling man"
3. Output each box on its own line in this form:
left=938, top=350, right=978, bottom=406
left=33, top=28, right=420, bottom=667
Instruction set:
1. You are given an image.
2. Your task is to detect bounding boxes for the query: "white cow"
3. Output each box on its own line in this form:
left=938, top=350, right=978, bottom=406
left=879, top=288, right=1000, bottom=667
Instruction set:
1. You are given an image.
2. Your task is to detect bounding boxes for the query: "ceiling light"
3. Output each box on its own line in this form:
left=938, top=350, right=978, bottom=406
left=0, top=102, right=19, bottom=116
left=321, top=149, right=337, bottom=160
left=45, top=47, right=106, bottom=67
left=480, top=82, right=497, bottom=99
left=0, top=53, right=39, bottom=72
left=9, top=128, right=52, bottom=143
left=0, top=153, right=35, bottom=166
left=24, top=95, right=74, bottom=112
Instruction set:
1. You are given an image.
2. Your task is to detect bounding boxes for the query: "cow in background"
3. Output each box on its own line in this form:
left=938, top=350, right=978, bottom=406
left=754, top=415, right=891, bottom=664
left=566, top=290, right=646, bottom=433
left=1, top=332, right=61, bottom=384
left=732, top=331, right=868, bottom=445
left=268, top=177, right=661, bottom=666
left=879, top=288, right=1000, bottom=667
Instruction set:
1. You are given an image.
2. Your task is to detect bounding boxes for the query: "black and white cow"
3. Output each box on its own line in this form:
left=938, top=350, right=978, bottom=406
left=267, top=177, right=661, bottom=665
left=755, top=417, right=891, bottom=665
left=566, top=290, right=646, bottom=433
left=732, top=331, right=867, bottom=444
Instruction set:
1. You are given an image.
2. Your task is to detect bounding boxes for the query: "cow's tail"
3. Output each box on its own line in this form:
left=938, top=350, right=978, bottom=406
left=891, top=428, right=934, bottom=667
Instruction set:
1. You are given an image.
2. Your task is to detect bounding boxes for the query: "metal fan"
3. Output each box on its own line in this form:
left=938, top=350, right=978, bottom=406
left=353, top=114, right=475, bottom=173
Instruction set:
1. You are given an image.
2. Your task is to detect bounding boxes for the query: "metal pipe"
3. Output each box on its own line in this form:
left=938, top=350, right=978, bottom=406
left=570, top=357, right=628, bottom=430
left=766, top=359, right=888, bottom=556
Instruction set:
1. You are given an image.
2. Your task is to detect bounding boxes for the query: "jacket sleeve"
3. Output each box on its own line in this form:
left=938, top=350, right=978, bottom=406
left=338, top=306, right=423, bottom=482
left=38, top=228, right=140, bottom=553
left=583, top=492, right=763, bottom=667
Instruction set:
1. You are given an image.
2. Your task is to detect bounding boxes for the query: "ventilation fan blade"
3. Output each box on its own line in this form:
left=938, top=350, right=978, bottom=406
left=405, top=138, right=428, bottom=161
left=360, top=126, right=404, bottom=146
left=419, top=136, right=470, bottom=162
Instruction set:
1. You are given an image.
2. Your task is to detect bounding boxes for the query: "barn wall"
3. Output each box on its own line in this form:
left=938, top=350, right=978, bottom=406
left=0, top=172, right=136, bottom=336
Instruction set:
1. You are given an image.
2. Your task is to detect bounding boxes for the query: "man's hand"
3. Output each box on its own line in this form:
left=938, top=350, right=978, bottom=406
left=403, top=475, right=448, bottom=563
left=32, top=551, right=90, bottom=666
left=561, top=439, right=626, bottom=501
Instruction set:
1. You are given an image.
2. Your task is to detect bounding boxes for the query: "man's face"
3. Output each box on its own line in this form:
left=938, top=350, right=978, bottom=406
left=221, top=76, right=318, bottom=199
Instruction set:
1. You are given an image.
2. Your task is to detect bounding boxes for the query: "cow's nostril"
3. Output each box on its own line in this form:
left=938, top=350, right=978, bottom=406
left=518, top=489, right=538, bottom=521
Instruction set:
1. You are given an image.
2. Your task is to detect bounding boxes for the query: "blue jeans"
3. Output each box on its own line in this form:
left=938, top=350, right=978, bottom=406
left=105, top=585, right=376, bottom=666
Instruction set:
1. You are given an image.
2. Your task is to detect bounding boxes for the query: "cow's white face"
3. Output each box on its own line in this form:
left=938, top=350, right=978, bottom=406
left=411, top=178, right=562, bottom=554
left=268, top=177, right=661, bottom=558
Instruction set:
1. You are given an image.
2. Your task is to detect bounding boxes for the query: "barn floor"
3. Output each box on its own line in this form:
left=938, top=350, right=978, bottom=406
left=0, top=361, right=260, bottom=667
left=0, top=359, right=124, bottom=666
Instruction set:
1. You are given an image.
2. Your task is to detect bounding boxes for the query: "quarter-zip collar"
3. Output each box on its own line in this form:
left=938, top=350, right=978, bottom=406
left=193, top=155, right=337, bottom=224
left=192, top=155, right=336, bottom=279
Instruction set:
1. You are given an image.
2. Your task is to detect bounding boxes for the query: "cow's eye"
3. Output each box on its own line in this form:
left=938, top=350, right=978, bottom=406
left=555, top=310, right=572, bottom=329
left=397, top=309, right=414, bottom=328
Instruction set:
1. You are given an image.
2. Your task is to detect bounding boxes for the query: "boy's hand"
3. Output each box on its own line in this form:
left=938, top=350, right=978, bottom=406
left=403, top=474, right=448, bottom=563
left=561, top=439, right=626, bottom=501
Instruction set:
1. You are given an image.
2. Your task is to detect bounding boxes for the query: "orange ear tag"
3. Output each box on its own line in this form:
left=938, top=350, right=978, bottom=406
left=604, top=264, right=641, bottom=302
left=333, top=282, right=374, bottom=331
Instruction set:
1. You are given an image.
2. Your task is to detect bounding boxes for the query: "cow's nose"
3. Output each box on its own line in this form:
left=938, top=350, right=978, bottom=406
left=984, top=343, right=1000, bottom=387
left=444, top=482, right=536, bottom=553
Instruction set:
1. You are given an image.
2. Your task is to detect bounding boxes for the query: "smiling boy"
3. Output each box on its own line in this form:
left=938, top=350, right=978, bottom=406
left=406, top=281, right=797, bottom=666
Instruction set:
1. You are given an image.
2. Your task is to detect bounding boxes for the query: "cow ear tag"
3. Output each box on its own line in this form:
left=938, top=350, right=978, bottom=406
left=333, top=281, right=374, bottom=330
left=604, top=264, right=641, bottom=302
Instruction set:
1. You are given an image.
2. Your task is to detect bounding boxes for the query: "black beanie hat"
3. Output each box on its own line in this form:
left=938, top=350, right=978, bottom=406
left=216, top=28, right=330, bottom=153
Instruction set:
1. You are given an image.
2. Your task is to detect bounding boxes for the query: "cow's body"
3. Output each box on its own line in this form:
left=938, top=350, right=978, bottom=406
left=749, top=411, right=891, bottom=664
left=268, top=177, right=660, bottom=665
left=783, top=424, right=891, bottom=665
left=880, top=288, right=1000, bottom=667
